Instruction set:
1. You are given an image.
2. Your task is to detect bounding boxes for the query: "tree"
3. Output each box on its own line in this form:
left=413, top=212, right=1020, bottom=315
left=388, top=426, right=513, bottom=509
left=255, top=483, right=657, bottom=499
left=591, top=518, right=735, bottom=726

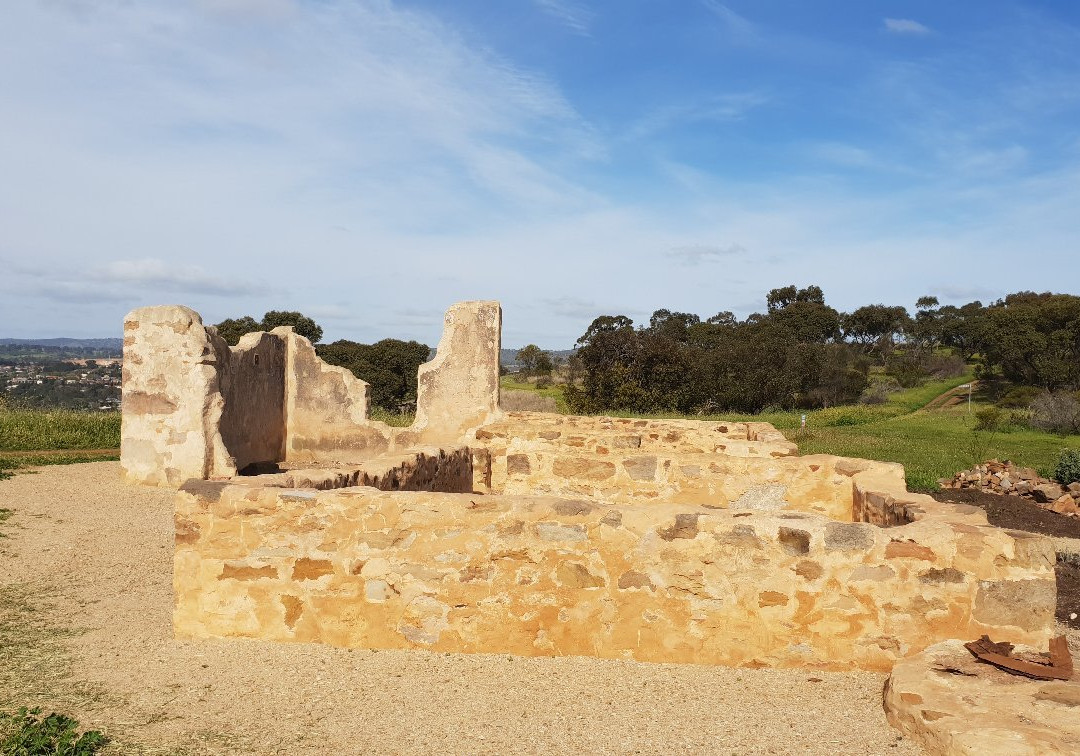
left=975, top=293, right=1080, bottom=389
left=842, top=304, right=910, bottom=356
left=766, top=285, right=798, bottom=313
left=214, top=316, right=261, bottom=346
left=260, top=311, right=323, bottom=344
left=515, top=344, right=554, bottom=379
left=316, top=338, right=430, bottom=410
left=213, top=311, right=324, bottom=346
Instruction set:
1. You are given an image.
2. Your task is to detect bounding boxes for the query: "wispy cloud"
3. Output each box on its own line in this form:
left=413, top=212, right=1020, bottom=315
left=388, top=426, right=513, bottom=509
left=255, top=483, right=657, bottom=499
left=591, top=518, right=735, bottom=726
left=533, top=0, right=593, bottom=36
left=667, top=244, right=746, bottom=266
left=90, top=258, right=259, bottom=296
left=701, top=1, right=759, bottom=45
left=884, top=18, right=931, bottom=35
left=543, top=296, right=599, bottom=319
left=625, top=92, right=769, bottom=141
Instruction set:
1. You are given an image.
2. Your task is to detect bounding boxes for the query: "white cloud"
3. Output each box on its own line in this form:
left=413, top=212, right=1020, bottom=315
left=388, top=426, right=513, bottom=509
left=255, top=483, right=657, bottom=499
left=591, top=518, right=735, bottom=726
left=702, top=1, right=758, bottom=44
left=90, top=258, right=259, bottom=296
left=884, top=18, right=931, bottom=35
left=667, top=244, right=746, bottom=266
left=533, top=0, right=593, bottom=36
left=625, top=93, right=769, bottom=141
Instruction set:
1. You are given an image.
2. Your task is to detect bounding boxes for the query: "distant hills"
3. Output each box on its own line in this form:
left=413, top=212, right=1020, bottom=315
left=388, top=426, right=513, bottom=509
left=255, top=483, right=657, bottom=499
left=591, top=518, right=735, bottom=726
left=0, top=339, right=572, bottom=364
left=0, top=337, right=124, bottom=349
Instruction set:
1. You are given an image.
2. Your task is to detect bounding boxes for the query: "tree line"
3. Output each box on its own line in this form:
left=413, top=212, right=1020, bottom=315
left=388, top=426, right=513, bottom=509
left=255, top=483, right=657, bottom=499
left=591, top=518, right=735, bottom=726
left=562, top=287, right=1080, bottom=415
left=212, top=288, right=1080, bottom=417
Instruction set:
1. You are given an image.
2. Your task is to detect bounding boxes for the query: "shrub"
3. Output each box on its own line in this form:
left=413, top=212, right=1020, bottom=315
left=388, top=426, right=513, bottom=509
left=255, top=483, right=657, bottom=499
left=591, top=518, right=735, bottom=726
left=974, top=406, right=1002, bottom=432
left=885, top=352, right=925, bottom=388
left=1056, top=449, right=1080, bottom=486
left=924, top=353, right=967, bottom=379
left=0, top=707, right=108, bottom=755
left=859, top=377, right=899, bottom=405
left=997, top=385, right=1041, bottom=409
left=1029, top=391, right=1080, bottom=435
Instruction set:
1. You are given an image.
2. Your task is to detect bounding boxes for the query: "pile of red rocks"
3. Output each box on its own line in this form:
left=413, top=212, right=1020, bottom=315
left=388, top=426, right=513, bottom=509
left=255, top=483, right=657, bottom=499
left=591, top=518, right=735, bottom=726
left=940, top=459, right=1080, bottom=516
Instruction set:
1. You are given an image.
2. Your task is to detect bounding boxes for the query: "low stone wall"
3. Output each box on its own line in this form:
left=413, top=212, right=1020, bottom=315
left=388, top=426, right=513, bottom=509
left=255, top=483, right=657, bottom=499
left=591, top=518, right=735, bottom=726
left=488, top=447, right=856, bottom=521
left=229, top=448, right=475, bottom=494
left=479, top=412, right=798, bottom=459
left=174, top=475, right=1055, bottom=671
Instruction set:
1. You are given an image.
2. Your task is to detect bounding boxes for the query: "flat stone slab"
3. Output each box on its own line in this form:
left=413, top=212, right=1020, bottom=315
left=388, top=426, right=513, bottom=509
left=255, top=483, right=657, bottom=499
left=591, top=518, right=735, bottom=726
left=885, top=639, right=1080, bottom=754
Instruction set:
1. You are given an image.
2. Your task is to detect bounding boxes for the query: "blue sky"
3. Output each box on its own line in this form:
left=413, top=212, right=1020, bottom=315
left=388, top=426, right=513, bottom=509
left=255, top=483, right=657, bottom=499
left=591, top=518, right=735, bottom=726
left=1, top=0, right=1079, bottom=347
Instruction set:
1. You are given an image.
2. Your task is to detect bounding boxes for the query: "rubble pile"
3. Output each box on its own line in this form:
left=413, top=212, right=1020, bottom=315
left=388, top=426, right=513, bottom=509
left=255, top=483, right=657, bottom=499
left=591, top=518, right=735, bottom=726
left=941, top=459, right=1080, bottom=516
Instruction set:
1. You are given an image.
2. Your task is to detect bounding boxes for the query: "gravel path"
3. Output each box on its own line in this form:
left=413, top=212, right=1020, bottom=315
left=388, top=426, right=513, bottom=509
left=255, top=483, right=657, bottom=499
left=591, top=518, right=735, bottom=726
left=0, top=463, right=919, bottom=755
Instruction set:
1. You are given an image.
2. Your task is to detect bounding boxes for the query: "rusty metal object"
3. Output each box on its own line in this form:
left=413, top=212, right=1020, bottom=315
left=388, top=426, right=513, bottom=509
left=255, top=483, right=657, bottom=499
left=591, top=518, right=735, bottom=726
left=964, top=634, right=1074, bottom=681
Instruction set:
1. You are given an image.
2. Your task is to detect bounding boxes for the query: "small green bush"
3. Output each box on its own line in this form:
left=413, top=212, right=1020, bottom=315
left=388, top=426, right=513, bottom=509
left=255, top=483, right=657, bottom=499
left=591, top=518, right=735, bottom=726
left=0, top=707, right=108, bottom=755
left=1056, top=449, right=1080, bottom=486
left=974, top=406, right=1002, bottom=432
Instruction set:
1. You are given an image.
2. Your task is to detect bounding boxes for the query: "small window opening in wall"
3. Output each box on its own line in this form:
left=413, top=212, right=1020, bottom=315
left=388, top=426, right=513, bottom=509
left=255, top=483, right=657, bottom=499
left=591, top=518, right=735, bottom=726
left=254, top=354, right=260, bottom=366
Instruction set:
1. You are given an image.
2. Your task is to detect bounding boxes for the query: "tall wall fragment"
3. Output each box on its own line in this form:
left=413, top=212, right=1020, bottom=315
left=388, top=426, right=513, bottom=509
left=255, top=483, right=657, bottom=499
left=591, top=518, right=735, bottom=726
left=121, top=306, right=235, bottom=485
left=411, top=300, right=502, bottom=443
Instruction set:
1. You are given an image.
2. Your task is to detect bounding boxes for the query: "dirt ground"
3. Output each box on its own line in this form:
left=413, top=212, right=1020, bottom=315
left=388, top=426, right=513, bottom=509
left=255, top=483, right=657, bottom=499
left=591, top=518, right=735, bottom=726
left=0, top=463, right=918, bottom=755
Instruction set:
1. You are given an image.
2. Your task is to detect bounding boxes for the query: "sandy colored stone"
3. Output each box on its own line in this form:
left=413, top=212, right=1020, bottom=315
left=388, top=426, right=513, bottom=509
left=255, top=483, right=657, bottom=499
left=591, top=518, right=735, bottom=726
left=173, top=478, right=1055, bottom=671
left=885, top=640, right=1080, bottom=754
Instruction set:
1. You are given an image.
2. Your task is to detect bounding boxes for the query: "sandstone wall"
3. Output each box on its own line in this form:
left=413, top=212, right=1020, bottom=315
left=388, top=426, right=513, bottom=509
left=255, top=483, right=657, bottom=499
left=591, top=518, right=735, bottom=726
left=219, top=331, right=287, bottom=472
left=408, top=301, right=502, bottom=445
left=121, top=306, right=235, bottom=485
left=472, top=413, right=845, bottom=518
left=174, top=477, right=1055, bottom=671
left=281, top=329, right=394, bottom=463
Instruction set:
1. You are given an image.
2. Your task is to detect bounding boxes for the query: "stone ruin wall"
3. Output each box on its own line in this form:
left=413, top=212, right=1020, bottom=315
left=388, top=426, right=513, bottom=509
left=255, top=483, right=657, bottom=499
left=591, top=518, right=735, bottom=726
left=173, top=462, right=1055, bottom=671
left=121, top=301, right=501, bottom=485
left=120, top=300, right=1058, bottom=671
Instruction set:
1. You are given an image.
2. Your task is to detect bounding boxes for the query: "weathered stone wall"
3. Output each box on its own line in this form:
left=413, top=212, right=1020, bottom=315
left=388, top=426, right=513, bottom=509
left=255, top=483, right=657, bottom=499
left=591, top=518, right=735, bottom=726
left=408, top=301, right=502, bottom=445
left=219, top=331, right=287, bottom=473
left=478, top=413, right=798, bottom=460
left=281, top=329, right=393, bottom=463
left=173, top=478, right=1055, bottom=671
left=472, top=413, right=845, bottom=518
left=121, top=306, right=235, bottom=485
left=123, top=301, right=507, bottom=482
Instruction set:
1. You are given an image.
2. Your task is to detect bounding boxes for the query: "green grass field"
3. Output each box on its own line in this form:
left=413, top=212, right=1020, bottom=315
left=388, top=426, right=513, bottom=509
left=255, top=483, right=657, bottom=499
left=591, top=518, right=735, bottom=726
left=0, top=410, right=121, bottom=452
left=0, top=410, right=121, bottom=477
left=498, top=372, right=1080, bottom=491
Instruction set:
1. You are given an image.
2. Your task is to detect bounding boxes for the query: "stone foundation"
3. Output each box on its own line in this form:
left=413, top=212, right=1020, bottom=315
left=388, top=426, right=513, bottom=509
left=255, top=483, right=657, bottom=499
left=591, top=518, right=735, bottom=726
left=173, top=445, right=1055, bottom=671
